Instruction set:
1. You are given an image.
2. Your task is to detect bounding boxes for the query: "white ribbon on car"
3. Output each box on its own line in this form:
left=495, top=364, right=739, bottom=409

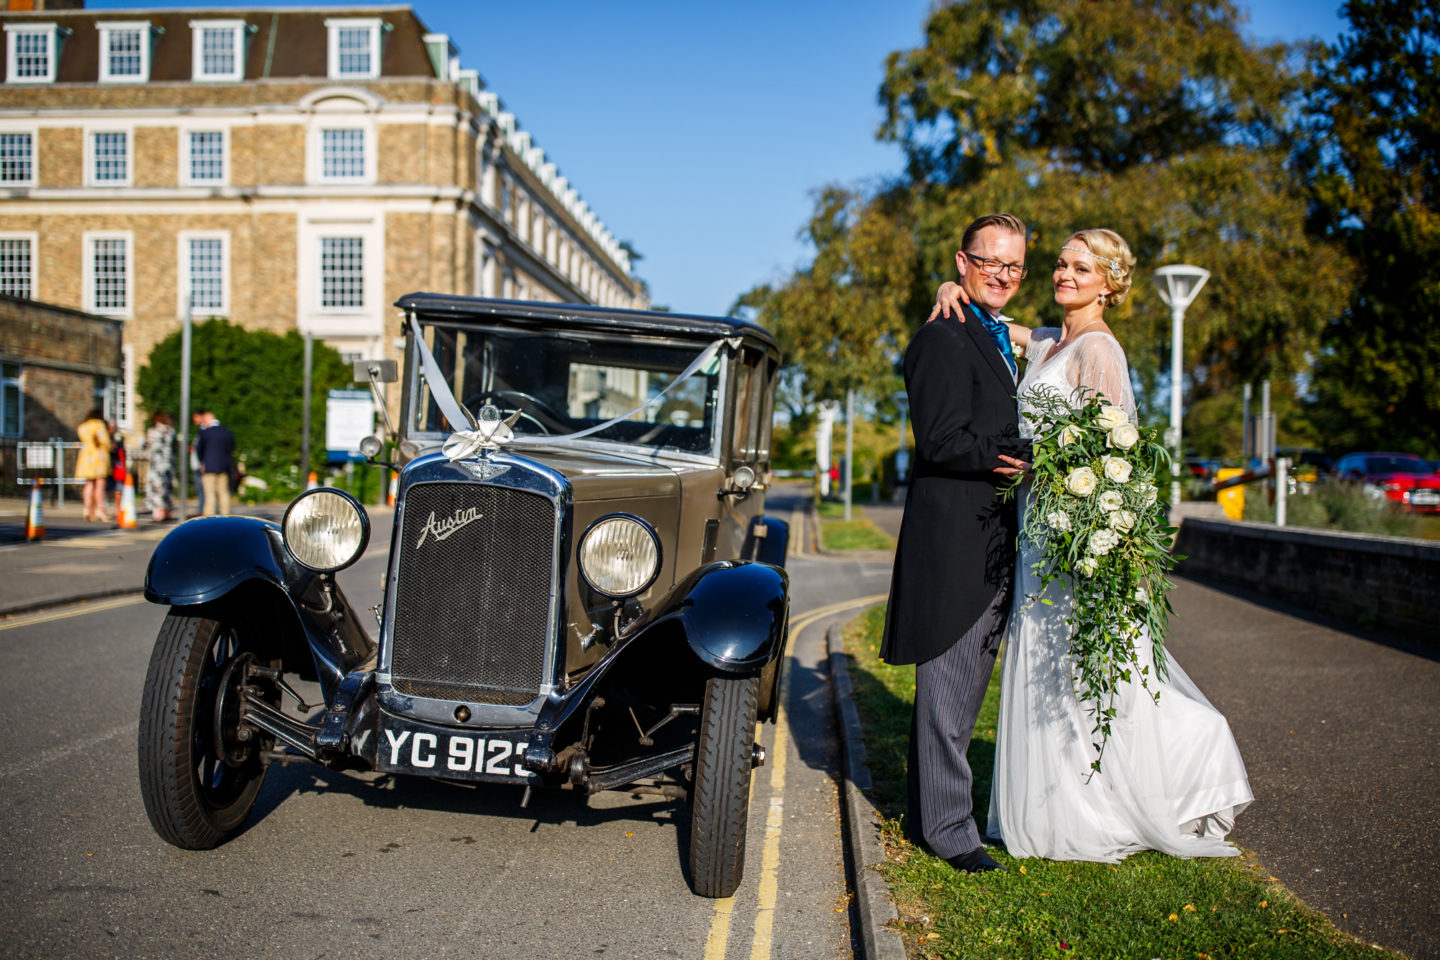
left=406, top=314, right=737, bottom=462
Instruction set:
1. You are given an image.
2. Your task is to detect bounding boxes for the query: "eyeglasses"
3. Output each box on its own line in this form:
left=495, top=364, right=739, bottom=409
left=963, top=252, right=1028, bottom=280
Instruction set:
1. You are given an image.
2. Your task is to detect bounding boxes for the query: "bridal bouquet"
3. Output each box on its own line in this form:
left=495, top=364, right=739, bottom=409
left=1010, top=387, right=1179, bottom=773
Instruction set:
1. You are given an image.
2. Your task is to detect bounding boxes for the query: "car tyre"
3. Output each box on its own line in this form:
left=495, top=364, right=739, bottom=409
left=138, top=612, right=272, bottom=849
left=689, top=672, right=760, bottom=898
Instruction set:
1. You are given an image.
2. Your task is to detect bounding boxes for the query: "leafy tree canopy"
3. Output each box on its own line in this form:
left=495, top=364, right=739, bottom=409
left=136, top=320, right=355, bottom=495
left=1300, top=0, right=1440, bottom=454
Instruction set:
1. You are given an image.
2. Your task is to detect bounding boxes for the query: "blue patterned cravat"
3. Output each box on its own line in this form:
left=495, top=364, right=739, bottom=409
left=969, top=303, right=1017, bottom=381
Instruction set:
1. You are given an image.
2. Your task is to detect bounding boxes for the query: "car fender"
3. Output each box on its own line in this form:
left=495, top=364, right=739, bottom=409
left=144, top=516, right=376, bottom=696
left=652, top=560, right=790, bottom=672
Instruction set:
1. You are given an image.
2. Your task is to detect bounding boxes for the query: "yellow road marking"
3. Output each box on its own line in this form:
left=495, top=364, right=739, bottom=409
left=0, top=593, right=146, bottom=631
left=703, top=593, right=887, bottom=959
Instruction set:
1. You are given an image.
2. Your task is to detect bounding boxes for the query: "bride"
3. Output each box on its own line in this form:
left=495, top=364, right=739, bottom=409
left=934, top=228, right=1252, bottom=861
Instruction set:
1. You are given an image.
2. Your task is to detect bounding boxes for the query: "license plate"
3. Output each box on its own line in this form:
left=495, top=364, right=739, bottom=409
left=377, top=719, right=535, bottom=782
left=1411, top=490, right=1440, bottom=505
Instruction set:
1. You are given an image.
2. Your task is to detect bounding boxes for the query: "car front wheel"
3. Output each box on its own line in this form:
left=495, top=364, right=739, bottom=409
left=688, top=673, right=760, bottom=898
left=138, top=612, right=274, bottom=849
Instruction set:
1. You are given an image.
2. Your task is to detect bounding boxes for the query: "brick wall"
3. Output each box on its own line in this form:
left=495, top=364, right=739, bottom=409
left=1174, top=519, right=1440, bottom=641
left=0, top=296, right=123, bottom=442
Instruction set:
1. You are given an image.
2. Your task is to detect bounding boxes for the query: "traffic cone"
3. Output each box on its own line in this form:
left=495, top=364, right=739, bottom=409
left=117, top=468, right=138, bottom=529
left=306, top=471, right=319, bottom=490
left=387, top=471, right=398, bottom=507
left=24, top=479, right=44, bottom=541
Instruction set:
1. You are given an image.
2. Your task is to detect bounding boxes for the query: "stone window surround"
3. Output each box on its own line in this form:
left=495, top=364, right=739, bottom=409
left=0, top=231, right=37, bottom=299
left=325, top=18, right=382, bottom=81
left=4, top=22, right=58, bottom=85
left=296, top=207, right=384, bottom=339
left=180, top=126, right=229, bottom=186
left=302, top=89, right=379, bottom=186
left=190, top=19, right=246, bottom=83
left=83, top=229, right=133, bottom=319
left=85, top=125, right=132, bottom=187
left=98, top=21, right=153, bottom=85
left=178, top=229, right=230, bottom=318
left=0, top=128, right=36, bottom=186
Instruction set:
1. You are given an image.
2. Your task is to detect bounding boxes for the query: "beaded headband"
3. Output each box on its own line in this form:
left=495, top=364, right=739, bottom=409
left=1062, top=244, right=1123, bottom=272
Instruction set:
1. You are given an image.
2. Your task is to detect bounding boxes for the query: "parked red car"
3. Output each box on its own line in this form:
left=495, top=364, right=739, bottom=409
left=1334, top=452, right=1440, bottom=512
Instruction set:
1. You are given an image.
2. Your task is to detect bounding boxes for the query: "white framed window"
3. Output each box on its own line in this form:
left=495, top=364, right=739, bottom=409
left=1, top=360, right=21, bottom=437
left=321, top=128, right=365, bottom=180
left=179, top=231, right=229, bottom=316
left=0, top=131, right=34, bottom=185
left=190, top=20, right=244, bottom=82
left=325, top=18, right=381, bottom=80
left=181, top=129, right=227, bottom=185
left=0, top=232, right=36, bottom=299
left=296, top=210, right=383, bottom=337
left=98, top=22, right=152, bottom=84
left=84, top=231, right=133, bottom=318
left=87, top=129, right=131, bottom=186
left=319, top=236, right=365, bottom=311
left=4, top=23, right=58, bottom=84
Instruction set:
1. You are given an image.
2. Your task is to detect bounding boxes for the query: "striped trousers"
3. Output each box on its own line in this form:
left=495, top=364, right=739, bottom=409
left=906, top=585, right=1008, bottom=859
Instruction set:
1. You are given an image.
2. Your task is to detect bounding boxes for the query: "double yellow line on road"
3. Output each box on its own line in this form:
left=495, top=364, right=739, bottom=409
left=702, top=591, right=888, bottom=960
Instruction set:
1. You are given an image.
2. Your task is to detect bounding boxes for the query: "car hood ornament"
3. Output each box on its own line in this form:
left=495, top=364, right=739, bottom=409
left=442, top=404, right=521, bottom=461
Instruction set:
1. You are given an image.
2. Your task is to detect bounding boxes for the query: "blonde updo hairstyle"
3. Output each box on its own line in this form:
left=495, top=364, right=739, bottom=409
left=1066, top=228, right=1136, bottom=307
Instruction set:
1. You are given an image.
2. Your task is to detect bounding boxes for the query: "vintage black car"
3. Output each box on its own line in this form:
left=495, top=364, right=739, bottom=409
left=138, top=294, right=790, bottom=897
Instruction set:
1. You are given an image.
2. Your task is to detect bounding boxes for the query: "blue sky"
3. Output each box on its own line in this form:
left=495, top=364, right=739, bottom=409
left=94, top=1, right=1350, bottom=316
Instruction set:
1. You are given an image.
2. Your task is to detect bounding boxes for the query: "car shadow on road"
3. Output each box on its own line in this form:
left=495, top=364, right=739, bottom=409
left=245, top=756, right=685, bottom=838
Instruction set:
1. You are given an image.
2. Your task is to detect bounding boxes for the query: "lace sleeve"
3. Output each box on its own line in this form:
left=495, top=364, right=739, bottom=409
left=1024, top=326, right=1062, bottom=364
left=1067, top=334, right=1136, bottom=419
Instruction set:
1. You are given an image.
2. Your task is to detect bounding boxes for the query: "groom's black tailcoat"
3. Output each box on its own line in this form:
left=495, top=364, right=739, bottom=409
left=881, top=303, right=1030, bottom=665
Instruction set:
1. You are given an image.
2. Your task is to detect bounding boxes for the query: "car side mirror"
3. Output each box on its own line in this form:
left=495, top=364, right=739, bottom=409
left=353, top=360, right=403, bottom=467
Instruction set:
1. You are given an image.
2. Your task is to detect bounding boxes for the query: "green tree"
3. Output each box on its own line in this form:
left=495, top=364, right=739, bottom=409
left=877, top=0, right=1350, bottom=426
left=1301, top=0, right=1440, bottom=455
left=137, top=320, right=354, bottom=498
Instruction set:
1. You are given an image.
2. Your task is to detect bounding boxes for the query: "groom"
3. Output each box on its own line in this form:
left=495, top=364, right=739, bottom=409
left=881, top=213, right=1031, bottom=874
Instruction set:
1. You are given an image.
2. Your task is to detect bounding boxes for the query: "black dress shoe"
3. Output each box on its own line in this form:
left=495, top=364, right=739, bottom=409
left=946, top=847, right=1006, bottom=873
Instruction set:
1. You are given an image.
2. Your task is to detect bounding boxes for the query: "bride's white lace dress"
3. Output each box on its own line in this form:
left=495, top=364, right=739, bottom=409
left=987, top=328, right=1253, bottom=861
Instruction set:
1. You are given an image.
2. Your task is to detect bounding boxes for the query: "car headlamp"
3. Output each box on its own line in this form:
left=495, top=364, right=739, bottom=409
left=282, top=488, right=370, bottom=572
left=578, top=514, right=661, bottom=598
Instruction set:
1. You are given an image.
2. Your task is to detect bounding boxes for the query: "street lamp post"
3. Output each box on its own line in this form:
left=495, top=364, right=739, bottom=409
left=1151, top=264, right=1211, bottom=511
left=892, top=390, right=910, bottom=488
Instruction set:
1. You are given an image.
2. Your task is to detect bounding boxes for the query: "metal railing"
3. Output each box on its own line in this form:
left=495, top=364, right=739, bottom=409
left=13, top=438, right=151, bottom=508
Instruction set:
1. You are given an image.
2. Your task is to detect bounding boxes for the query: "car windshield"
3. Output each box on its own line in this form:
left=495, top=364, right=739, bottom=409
left=1365, top=456, right=1429, bottom=475
left=409, top=322, right=722, bottom=456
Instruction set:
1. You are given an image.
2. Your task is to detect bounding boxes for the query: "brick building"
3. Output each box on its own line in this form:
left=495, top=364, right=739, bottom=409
left=0, top=3, right=647, bottom=433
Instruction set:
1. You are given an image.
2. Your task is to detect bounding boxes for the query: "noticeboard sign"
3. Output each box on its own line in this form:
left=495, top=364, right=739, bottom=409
left=326, top=389, right=375, bottom=463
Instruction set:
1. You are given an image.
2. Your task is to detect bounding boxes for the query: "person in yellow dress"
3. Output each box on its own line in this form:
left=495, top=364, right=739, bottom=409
left=75, top=408, right=112, bottom=523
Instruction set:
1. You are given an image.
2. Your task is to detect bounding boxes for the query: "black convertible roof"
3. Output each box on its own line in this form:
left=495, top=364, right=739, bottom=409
left=394, top=293, right=778, bottom=350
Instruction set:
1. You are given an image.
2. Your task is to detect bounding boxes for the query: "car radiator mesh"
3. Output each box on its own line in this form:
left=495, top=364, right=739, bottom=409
left=390, top=481, right=556, bottom=705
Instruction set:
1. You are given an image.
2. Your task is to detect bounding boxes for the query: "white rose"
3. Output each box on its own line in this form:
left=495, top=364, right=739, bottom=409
left=1046, top=511, right=1073, bottom=532
left=1058, top=425, right=1082, bottom=447
left=1139, top=482, right=1159, bottom=506
left=1098, top=490, right=1124, bottom=512
left=1102, top=455, right=1133, bottom=484
left=1065, top=466, right=1097, bottom=497
left=1077, top=557, right=1099, bottom=577
left=1088, top=528, right=1120, bottom=555
left=1109, top=509, right=1137, bottom=533
left=1108, top=422, right=1140, bottom=450
left=1135, top=586, right=1150, bottom=604
left=1096, top=405, right=1129, bottom=430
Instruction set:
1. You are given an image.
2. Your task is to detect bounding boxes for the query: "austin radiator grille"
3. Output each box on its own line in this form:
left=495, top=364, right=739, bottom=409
left=390, top=481, right=556, bottom=705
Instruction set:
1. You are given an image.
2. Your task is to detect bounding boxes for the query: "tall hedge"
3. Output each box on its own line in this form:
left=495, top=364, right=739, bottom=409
left=136, top=319, right=355, bottom=498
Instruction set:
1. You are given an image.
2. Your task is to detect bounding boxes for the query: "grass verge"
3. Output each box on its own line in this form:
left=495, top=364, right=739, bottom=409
left=815, top=498, right=895, bottom=551
left=842, top=604, right=1399, bottom=960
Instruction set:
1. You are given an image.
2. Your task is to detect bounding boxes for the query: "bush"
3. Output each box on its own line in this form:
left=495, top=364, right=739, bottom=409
left=137, top=320, right=356, bottom=503
left=1243, top=479, right=1425, bottom=538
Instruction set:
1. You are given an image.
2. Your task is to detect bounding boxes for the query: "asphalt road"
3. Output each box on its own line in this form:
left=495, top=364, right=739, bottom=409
left=0, top=486, right=893, bottom=960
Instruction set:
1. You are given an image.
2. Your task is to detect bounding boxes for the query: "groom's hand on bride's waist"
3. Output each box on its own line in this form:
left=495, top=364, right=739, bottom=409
left=994, top=454, right=1030, bottom=478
